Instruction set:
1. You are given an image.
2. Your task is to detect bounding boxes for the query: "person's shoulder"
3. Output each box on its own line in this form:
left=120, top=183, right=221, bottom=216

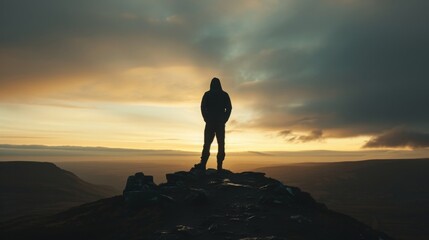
left=222, top=91, right=230, bottom=97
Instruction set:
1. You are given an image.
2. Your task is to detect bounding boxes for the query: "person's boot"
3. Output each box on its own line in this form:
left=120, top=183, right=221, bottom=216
left=217, top=160, right=223, bottom=172
left=194, top=161, right=207, bottom=171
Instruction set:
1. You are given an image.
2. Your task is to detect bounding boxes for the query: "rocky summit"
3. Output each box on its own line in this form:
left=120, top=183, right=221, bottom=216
left=1, top=167, right=393, bottom=240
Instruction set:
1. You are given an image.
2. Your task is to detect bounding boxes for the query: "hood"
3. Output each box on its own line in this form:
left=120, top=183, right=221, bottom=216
left=210, top=78, right=223, bottom=92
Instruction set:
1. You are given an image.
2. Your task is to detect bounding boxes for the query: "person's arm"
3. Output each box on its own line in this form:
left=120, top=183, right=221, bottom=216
left=201, top=93, right=208, bottom=122
left=224, top=93, right=232, bottom=123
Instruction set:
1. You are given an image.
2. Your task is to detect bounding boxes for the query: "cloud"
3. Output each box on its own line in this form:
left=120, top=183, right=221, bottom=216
left=1, top=0, right=428, bottom=146
left=234, top=0, right=429, bottom=139
left=57, top=66, right=212, bottom=104
left=296, top=130, right=324, bottom=143
left=363, top=128, right=429, bottom=149
left=0, top=0, right=235, bottom=101
left=279, top=130, right=293, bottom=137
left=279, top=129, right=323, bottom=143
left=0, top=144, right=193, bottom=156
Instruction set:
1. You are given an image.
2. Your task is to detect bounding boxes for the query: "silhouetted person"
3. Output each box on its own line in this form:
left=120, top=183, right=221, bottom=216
left=195, top=77, right=232, bottom=171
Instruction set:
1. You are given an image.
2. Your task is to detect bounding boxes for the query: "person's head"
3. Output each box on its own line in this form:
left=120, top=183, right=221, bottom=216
left=210, top=77, right=222, bottom=92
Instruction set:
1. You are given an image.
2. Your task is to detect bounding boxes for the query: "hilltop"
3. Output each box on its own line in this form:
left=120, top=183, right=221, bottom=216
left=1, top=167, right=392, bottom=240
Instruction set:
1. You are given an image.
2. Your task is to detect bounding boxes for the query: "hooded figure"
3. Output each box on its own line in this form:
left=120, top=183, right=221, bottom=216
left=196, top=77, right=232, bottom=171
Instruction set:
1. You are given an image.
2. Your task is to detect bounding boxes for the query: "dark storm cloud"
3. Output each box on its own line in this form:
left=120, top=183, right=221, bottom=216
left=233, top=0, right=429, bottom=146
left=363, top=128, right=429, bottom=149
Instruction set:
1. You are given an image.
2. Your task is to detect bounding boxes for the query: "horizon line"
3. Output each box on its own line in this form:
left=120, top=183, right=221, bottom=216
left=0, top=143, right=424, bottom=155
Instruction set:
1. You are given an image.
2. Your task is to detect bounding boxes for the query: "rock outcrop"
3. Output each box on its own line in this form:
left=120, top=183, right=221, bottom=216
left=120, top=167, right=392, bottom=240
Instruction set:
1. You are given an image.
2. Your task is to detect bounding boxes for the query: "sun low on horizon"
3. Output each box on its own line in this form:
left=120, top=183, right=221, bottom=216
left=1, top=1, right=428, bottom=157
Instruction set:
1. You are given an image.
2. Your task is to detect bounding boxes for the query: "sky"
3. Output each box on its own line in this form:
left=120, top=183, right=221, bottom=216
left=1, top=0, right=429, bottom=155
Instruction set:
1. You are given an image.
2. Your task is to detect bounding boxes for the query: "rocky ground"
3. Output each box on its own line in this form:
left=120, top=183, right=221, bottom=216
left=1, top=167, right=393, bottom=240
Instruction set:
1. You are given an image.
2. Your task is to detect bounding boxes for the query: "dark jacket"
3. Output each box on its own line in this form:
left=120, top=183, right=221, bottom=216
left=201, top=78, right=232, bottom=123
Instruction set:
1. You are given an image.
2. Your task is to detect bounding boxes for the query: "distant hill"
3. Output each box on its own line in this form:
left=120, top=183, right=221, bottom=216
left=0, top=161, right=116, bottom=221
left=0, top=168, right=391, bottom=240
left=257, top=158, right=429, bottom=240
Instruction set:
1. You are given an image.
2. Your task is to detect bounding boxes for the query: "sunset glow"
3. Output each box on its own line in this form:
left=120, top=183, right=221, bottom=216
left=1, top=0, right=428, bottom=157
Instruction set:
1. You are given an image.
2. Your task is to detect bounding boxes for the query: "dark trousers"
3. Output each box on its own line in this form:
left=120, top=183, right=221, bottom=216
left=200, top=121, right=225, bottom=166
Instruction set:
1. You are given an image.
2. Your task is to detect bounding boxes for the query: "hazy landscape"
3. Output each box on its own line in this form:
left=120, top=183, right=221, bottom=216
left=1, top=159, right=396, bottom=240
left=3, top=144, right=429, bottom=192
left=1, top=155, right=428, bottom=239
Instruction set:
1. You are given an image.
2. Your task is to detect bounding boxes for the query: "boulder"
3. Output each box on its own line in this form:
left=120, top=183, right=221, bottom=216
left=123, top=172, right=158, bottom=205
left=123, top=172, right=155, bottom=193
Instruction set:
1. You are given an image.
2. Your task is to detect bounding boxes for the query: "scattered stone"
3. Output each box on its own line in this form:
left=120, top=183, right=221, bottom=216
left=185, top=188, right=208, bottom=205
left=222, top=182, right=253, bottom=188
left=239, top=237, right=286, bottom=240
left=229, top=217, right=241, bottom=222
left=175, top=225, right=195, bottom=235
left=207, top=223, right=219, bottom=232
left=290, top=214, right=312, bottom=223
left=156, top=231, right=182, bottom=240
left=159, top=194, right=176, bottom=203
left=208, top=180, right=220, bottom=185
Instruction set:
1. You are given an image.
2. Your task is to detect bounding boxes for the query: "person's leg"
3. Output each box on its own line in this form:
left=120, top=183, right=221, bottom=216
left=215, top=123, right=225, bottom=170
left=200, top=122, right=215, bottom=169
